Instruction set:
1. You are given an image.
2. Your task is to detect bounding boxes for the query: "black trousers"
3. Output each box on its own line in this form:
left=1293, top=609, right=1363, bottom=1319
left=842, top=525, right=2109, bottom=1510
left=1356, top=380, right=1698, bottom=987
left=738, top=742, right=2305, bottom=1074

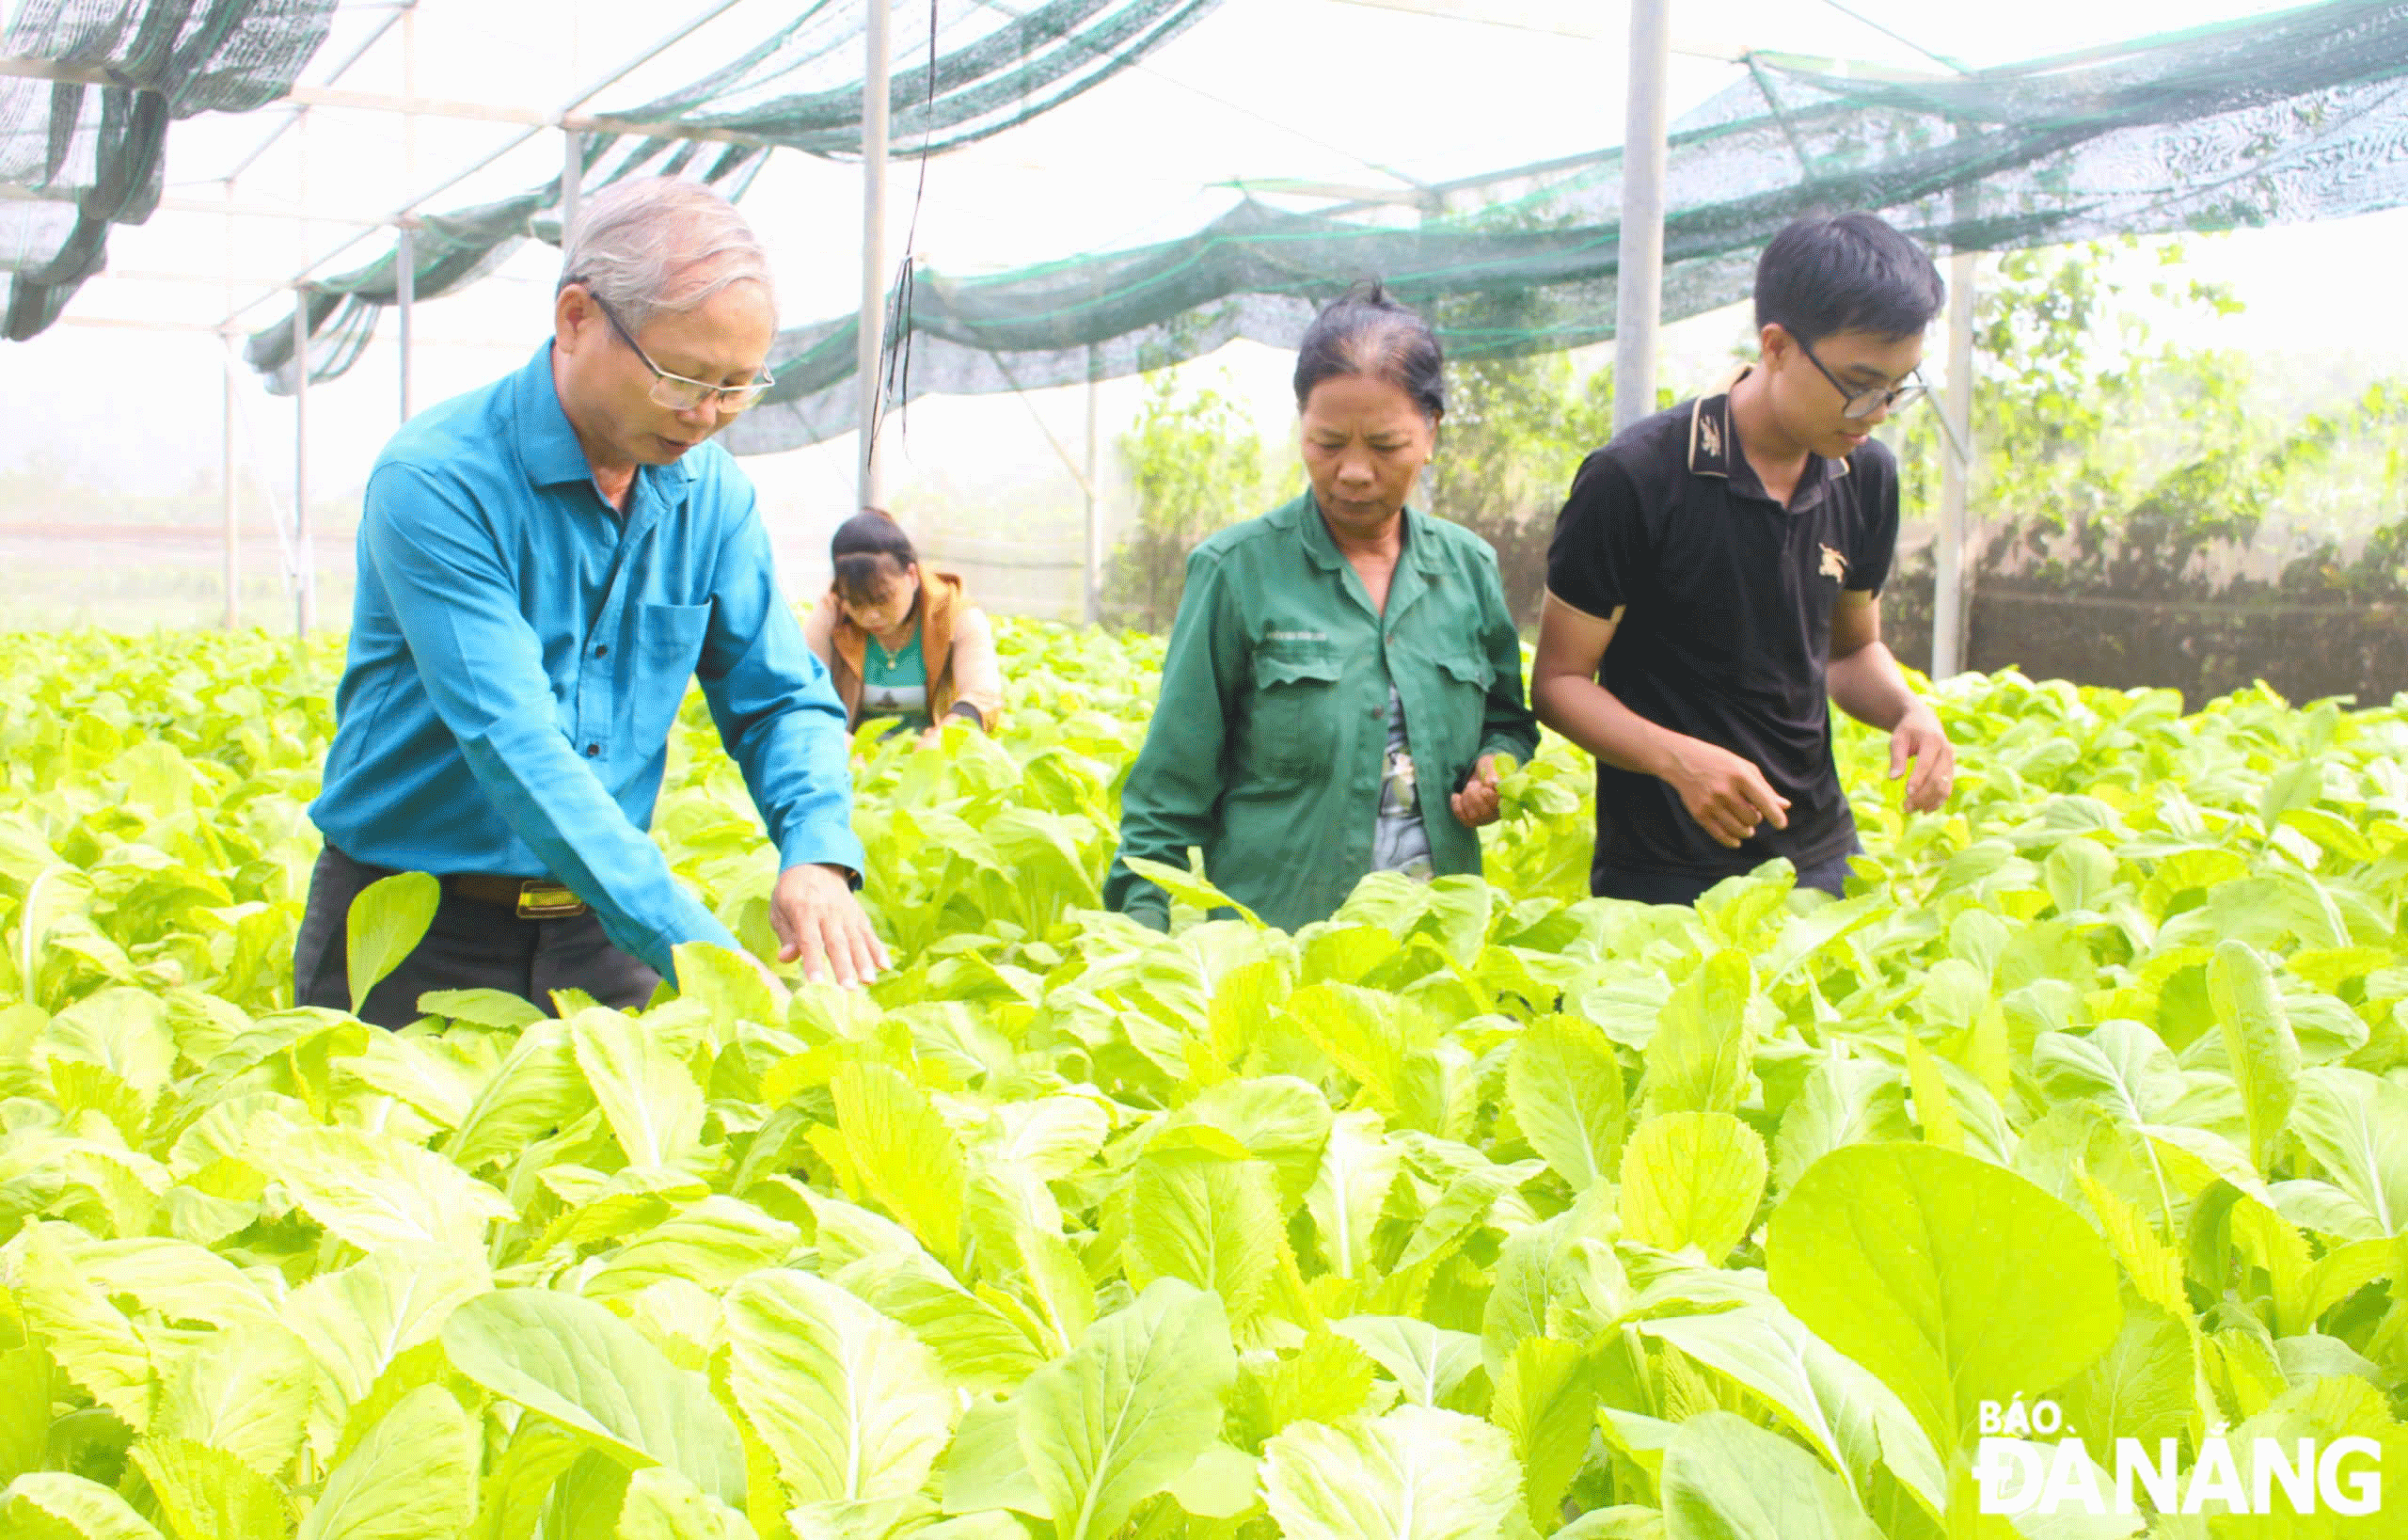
left=293, top=845, right=662, bottom=1029
left=1592, top=844, right=1859, bottom=907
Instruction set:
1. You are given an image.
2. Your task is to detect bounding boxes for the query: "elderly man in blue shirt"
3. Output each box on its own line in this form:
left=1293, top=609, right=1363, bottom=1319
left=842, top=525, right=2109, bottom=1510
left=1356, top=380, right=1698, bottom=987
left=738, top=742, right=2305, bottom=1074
left=293, top=177, right=883, bottom=1026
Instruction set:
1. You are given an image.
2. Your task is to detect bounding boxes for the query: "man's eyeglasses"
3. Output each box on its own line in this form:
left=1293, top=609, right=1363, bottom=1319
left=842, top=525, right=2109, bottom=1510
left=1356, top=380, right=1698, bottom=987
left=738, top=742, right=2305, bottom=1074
left=573, top=280, right=775, bottom=415
left=1796, top=335, right=1927, bottom=421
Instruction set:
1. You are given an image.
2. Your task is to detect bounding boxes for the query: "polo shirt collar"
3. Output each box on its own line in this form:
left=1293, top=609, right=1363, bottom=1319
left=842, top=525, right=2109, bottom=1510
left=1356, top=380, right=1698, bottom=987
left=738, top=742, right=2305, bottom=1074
left=511, top=340, right=693, bottom=494
left=1687, top=366, right=1850, bottom=515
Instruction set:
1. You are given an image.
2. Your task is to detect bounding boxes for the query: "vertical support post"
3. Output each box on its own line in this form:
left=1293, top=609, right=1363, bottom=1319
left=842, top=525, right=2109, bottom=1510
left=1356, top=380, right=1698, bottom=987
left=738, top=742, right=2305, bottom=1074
left=1612, top=0, right=1671, bottom=432
left=401, top=0, right=417, bottom=423
left=1933, top=249, right=1977, bottom=678
left=857, top=0, right=891, bottom=512
left=1084, top=341, right=1101, bottom=626
left=223, top=354, right=240, bottom=630
left=293, top=106, right=315, bottom=638
left=222, top=184, right=240, bottom=630
left=561, top=128, right=582, bottom=242
left=293, top=292, right=314, bottom=637
left=397, top=224, right=415, bottom=422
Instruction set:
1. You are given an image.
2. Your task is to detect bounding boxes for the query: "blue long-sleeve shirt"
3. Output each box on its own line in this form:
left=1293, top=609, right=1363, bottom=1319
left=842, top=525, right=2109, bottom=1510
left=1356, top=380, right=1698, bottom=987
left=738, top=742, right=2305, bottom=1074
left=310, top=341, right=864, bottom=981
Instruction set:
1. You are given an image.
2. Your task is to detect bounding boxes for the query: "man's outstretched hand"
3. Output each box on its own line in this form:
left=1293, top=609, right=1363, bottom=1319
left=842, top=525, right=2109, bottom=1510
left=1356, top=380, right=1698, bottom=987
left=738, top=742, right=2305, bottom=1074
left=771, top=863, right=890, bottom=987
left=1891, top=703, right=1956, bottom=814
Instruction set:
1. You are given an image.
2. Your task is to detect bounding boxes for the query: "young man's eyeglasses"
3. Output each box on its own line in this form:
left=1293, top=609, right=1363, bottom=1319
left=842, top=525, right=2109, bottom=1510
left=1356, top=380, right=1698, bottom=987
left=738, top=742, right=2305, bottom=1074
left=572, top=280, right=775, bottom=415
left=1795, top=335, right=1927, bottom=421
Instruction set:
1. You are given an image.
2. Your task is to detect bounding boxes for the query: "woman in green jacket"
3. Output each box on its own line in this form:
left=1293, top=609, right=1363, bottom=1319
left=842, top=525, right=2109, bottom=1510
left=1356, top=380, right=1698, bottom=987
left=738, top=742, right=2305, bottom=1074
left=1104, top=282, right=1541, bottom=931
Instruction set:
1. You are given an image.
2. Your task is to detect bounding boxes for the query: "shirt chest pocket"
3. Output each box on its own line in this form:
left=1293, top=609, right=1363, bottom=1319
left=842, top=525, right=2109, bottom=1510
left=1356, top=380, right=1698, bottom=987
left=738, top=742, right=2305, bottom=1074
left=1247, top=643, right=1343, bottom=779
left=627, top=600, right=712, bottom=731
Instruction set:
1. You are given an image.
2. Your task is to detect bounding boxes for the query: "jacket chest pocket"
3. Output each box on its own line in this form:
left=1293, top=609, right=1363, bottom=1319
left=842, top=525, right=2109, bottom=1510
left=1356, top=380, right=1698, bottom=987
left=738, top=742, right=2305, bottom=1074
left=1247, top=644, right=1343, bottom=779
left=627, top=600, right=712, bottom=731
left=1419, top=649, right=1495, bottom=785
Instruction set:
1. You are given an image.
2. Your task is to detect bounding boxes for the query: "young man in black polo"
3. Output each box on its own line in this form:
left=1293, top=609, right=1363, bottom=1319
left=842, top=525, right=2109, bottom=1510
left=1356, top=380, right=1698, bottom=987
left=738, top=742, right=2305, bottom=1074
left=1532, top=212, right=1956, bottom=906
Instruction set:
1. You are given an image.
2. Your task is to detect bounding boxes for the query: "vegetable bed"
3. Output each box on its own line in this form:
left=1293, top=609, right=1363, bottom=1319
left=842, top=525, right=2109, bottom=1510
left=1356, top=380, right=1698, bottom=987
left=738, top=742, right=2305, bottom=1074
left=0, top=622, right=2401, bottom=1539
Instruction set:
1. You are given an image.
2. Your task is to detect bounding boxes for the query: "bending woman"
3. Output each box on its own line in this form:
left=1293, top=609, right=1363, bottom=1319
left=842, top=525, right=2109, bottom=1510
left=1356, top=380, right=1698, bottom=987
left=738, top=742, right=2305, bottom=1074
left=1103, top=282, right=1539, bottom=930
left=802, top=509, right=1003, bottom=744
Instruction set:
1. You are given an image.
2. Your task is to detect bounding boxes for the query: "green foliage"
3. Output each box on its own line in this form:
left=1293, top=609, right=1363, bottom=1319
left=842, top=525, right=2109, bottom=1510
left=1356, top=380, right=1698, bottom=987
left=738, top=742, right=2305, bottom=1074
left=3, top=624, right=2408, bottom=1536
left=1106, top=366, right=1284, bottom=632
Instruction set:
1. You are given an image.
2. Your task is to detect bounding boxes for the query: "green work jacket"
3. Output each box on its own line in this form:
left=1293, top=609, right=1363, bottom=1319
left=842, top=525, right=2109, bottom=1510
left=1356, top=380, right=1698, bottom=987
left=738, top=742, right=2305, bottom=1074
left=1105, top=493, right=1540, bottom=931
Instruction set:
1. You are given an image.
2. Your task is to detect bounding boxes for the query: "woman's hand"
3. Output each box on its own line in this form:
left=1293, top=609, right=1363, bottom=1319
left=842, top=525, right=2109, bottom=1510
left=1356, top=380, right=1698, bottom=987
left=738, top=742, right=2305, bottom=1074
left=1450, top=754, right=1503, bottom=827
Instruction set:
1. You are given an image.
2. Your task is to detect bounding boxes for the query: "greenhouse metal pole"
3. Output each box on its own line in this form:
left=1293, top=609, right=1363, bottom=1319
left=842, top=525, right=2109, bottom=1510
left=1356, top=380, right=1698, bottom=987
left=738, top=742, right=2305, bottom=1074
left=397, top=224, right=415, bottom=421
left=1085, top=342, right=1102, bottom=626
left=400, top=3, right=416, bottom=423
left=1933, top=249, right=1977, bottom=677
left=1613, top=0, right=1671, bottom=432
left=223, top=190, right=240, bottom=630
left=561, top=130, right=582, bottom=241
left=293, top=295, right=313, bottom=637
left=223, top=357, right=239, bottom=630
left=858, top=0, right=890, bottom=512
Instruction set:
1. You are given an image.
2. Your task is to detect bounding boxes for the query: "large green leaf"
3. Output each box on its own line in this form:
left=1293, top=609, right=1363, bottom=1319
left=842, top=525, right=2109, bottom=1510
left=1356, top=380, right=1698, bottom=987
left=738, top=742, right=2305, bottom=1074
left=129, top=1437, right=286, bottom=1540
left=1161, top=1075, right=1332, bottom=1209
left=818, top=1061, right=968, bottom=1260
left=440, top=1288, right=745, bottom=1505
left=344, top=871, right=439, bottom=1015
left=1644, top=950, right=1754, bottom=1116
left=150, top=1324, right=313, bottom=1480
left=2289, top=1067, right=2408, bottom=1236
left=295, top=1384, right=477, bottom=1540
left=1639, top=1304, right=1942, bottom=1516
left=1119, top=1148, right=1284, bottom=1322
left=1259, top=1405, right=1522, bottom=1540
left=281, top=1245, right=489, bottom=1464
left=1013, top=1278, right=1237, bottom=1540
left=1509, top=1013, right=1629, bottom=1192
left=613, top=1468, right=757, bottom=1540
left=721, top=1268, right=954, bottom=1530
left=1767, top=1143, right=2123, bottom=1459
left=0, top=1472, right=166, bottom=1540
left=1307, top=1107, right=1401, bottom=1279
left=1331, top=1316, right=1484, bottom=1408
left=274, top=1123, right=515, bottom=1251
left=1659, top=1411, right=1883, bottom=1540
left=571, top=1009, right=706, bottom=1173
left=2209, top=940, right=2299, bottom=1174
left=1492, top=1336, right=1597, bottom=1529
left=1620, top=1111, right=1767, bottom=1262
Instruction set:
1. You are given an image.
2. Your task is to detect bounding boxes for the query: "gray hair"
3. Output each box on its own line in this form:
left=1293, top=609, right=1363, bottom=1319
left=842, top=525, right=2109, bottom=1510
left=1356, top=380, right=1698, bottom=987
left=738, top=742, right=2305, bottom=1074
left=557, top=177, right=774, bottom=331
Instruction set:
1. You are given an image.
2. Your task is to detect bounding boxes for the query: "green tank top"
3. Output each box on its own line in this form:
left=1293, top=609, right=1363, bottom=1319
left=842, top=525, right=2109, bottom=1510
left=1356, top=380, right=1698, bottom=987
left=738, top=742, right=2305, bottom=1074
left=860, top=629, right=930, bottom=732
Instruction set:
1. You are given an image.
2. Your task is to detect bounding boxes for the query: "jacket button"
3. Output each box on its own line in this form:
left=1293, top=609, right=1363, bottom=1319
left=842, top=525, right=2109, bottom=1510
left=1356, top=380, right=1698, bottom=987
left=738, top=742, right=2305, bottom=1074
left=585, top=744, right=600, bottom=757
left=593, top=643, right=609, bottom=658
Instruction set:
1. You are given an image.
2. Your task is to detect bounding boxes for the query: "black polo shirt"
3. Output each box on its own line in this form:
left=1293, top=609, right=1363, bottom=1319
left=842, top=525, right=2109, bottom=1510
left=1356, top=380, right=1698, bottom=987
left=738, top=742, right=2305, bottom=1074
left=1545, top=377, right=1899, bottom=887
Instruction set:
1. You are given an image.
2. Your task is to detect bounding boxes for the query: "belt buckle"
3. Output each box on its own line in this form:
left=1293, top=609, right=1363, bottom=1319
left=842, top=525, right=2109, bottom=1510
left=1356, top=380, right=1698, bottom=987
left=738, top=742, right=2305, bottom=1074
left=515, top=881, right=588, bottom=920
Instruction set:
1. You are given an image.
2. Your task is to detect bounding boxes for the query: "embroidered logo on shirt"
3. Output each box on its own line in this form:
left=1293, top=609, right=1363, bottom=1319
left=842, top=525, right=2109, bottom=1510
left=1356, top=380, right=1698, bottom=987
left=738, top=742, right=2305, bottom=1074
left=1819, top=544, right=1849, bottom=581
left=1697, top=411, right=1723, bottom=462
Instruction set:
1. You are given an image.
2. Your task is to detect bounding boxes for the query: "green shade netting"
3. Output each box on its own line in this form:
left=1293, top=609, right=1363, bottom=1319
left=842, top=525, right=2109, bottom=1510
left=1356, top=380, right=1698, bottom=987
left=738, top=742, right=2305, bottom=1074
left=717, top=0, right=2408, bottom=454
left=240, top=0, right=1228, bottom=391
left=1, top=0, right=338, bottom=339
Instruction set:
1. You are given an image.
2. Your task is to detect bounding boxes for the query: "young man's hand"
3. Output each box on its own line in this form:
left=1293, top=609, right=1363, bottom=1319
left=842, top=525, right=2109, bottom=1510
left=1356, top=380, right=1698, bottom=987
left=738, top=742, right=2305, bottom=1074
left=1891, top=703, right=1956, bottom=813
left=772, top=864, right=890, bottom=987
left=1662, top=736, right=1790, bottom=849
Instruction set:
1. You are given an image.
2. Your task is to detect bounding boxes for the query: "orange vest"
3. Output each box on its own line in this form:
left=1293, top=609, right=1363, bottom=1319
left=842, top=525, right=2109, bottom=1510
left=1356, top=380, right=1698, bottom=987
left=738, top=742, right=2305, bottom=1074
left=825, top=570, right=968, bottom=728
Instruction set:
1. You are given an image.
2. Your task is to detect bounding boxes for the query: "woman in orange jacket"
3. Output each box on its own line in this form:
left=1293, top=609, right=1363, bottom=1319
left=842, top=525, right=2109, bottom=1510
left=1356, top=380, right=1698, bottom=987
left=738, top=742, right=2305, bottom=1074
left=801, top=509, right=1004, bottom=745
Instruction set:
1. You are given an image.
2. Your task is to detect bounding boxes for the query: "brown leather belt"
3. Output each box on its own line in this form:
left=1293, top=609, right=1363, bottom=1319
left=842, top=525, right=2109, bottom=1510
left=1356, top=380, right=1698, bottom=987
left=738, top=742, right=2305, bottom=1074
left=445, top=873, right=591, bottom=919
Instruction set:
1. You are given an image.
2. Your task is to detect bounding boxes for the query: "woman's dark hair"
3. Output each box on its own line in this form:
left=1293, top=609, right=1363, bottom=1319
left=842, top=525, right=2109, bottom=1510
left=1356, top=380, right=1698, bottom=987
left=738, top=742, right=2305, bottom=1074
left=831, top=507, right=916, bottom=604
left=1291, top=279, right=1446, bottom=422
left=1754, top=213, right=1945, bottom=347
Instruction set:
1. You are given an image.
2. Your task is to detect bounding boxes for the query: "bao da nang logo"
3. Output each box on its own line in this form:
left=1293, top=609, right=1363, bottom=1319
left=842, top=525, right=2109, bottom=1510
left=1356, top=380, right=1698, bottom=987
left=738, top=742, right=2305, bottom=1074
left=1973, top=1398, right=2384, bottom=1518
